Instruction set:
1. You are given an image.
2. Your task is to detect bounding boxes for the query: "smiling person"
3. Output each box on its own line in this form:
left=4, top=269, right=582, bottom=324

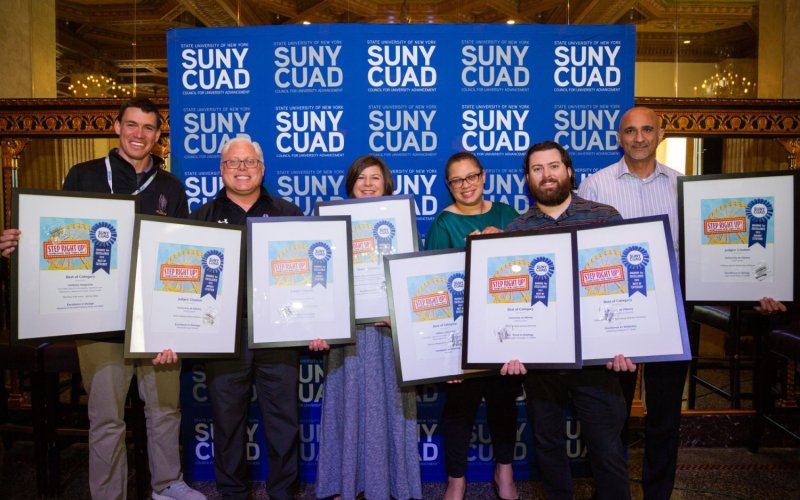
left=577, top=106, right=684, bottom=500
left=502, top=141, right=634, bottom=500
left=425, top=152, right=521, bottom=500
left=310, top=155, right=422, bottom=500
left=0, top=98, right=202, bottom=500
left=189, top=135, right=303, bottom=500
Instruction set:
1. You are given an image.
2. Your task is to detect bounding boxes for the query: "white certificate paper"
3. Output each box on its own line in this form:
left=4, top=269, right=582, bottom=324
left=699, top=197, right=774, bottom=283
left=249, top=217, right=354, bottom=347
left=126, top=217, right=243, bottom=357
left=385, top=250, right=487, bottom=385
left=316, top=196, right=418, bottom=323
left=578, top=242, right=661, bottom=340
left=406, top=270, right=462, bottom=364
left=267, top=240, right=335, bottom=325
left=13, top=190, right=136, bottom=341
left=149, top=242, right=225, bottom=335
left=484, top=253, right=559, bottom=345
left=38, top=216, right=120, bottom=315
left=681, top=172, right=796, bottom=302
left=353, top=217, right=398, bottom=304
left=576, top=217, right=689, bottom=364
left=464, top=231, right=579, bottom=368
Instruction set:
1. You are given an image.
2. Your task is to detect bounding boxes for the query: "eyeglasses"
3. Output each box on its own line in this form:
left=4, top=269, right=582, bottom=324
left=447, top=171, right=483, bottom=188
left=222, top=158, right=261, bottom=169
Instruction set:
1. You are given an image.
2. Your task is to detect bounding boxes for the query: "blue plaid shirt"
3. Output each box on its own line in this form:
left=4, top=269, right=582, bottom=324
left=504, top=194, right=622, bottom=232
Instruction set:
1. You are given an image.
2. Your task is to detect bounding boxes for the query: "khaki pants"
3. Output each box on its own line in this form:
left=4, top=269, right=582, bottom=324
left=76, top=340, right=182, bottom=500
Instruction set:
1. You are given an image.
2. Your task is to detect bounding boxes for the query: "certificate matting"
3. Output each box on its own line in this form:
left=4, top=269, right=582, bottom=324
left=463, top=229, right=580, bottom=369
left=385, top=249, right=488, bottom=386
left=12, top=189, right=138, bottom=341
left=576, top=216, right=690, bottom=365
left=315, top=195, right=419, bottom=323
left=679, top=170, right=797, bottom=303
left=125, top=216, right=244, bottom=357
left=248, top=216, right=355, bottom=348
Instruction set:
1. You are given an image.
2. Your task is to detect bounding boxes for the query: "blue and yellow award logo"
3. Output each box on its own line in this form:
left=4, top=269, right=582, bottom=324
left=407, top=272, right=456, bottom=322
left=701, top=197, right=775, bottom=247
left=578, top=243, right=653, bottom=297
left=39, top=217, right=118, bottom=273
left=487, top=254, right=556, bottom=305
left=156, top=243, right=224, bottom=295
left=269, top=240, right=333, bottom=287
left=351, top=218, right=397, bottom=265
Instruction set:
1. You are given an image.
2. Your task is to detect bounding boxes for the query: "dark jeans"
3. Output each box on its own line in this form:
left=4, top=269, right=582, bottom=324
left=620, top=361, right=688, bottom=500
left=525, top=371, right=629, bottom=500
left=441, top=375, right=522, bottom=477
left=206, top=348, right=300, bottom=500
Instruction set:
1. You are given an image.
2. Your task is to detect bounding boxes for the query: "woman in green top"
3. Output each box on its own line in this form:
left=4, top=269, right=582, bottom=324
left=425, top=152, right=521, bottom=500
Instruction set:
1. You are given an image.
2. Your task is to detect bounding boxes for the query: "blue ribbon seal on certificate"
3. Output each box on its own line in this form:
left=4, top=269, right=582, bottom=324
left=622, top=246, right=649, bottom=297
left=529, top=257, right=554, bottom=306
left=308, top=242, right=332, bottom=288
left=201, top=250, right=224, bottom=299
left=89, top=222, right=116, bottom=274
left=447, top=273, right=466, bottom=321
left=373, top=220, right=396, bottom=256
left=746, top=198, right=773, bottom=248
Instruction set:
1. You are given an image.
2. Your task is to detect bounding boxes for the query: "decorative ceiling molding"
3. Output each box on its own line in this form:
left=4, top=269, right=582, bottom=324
left=51, top=1, right=761, bottom=96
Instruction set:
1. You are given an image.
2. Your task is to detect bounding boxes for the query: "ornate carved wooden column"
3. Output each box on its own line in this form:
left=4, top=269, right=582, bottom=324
left=776, top=138, right=799, bottom=169
left=153, top=137, right=172, bottom=169
left=1, top=138, right=29, bottom=227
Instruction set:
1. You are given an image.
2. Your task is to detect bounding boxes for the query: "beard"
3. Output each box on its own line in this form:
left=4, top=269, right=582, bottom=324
left=530, top=176, right=572, bottom=206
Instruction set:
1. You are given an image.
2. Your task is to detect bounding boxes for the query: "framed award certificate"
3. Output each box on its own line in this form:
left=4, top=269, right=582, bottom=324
left=315, top=195, right=419, bottom=323
left=248, top=216, right=354, bottom=348
left=463, top=228, right=581, bottom=369
left=124, top=216, right=244, bottom=358
left=384, top=249, right=487, bottom=386
left=12, top=189, right=138, bottom=341
left=575, top=215, right=690, bottom=365
left=679, top=170, right=797, bottom=303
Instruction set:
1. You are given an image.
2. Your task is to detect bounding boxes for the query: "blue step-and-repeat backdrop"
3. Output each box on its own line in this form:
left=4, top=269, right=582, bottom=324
left=169, top=22, right=634, bottom=483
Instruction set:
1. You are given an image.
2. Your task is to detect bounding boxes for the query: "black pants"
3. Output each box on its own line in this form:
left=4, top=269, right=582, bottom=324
left=206, top=348, right=300, bottom=500
left=441, top=375, right=522, bottom=478
left=525, top=372, right=630, bottom=500
left=620, top=360, right=689, bottom=500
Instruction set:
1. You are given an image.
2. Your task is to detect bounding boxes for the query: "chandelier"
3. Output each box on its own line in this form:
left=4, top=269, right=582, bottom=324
left=693, top=60, right=756, bottom=98
left=68, top=73, right=133, bottom=98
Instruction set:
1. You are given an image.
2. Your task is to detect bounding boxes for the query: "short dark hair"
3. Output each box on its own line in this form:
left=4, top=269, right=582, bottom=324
left=116, top=97, right=162, bottom=129
left=523, top=140, right=576, bottom=189
left=445, top=151, right=484, bottom=180
left=344, top=155, right=394, bottom=197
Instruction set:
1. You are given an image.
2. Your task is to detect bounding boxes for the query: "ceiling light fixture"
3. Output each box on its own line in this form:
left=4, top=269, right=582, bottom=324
left=693, top=61, right=756, bottom=98
left=67, top=73, right=132, bottom=98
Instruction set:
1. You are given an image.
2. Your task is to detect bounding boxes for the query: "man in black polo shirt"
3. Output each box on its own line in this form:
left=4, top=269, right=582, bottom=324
left=190, top=135, right=302, bottom=500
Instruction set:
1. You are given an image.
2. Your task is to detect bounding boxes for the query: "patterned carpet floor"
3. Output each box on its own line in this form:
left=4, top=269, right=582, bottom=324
left=2, top=442, right=798, bottom=499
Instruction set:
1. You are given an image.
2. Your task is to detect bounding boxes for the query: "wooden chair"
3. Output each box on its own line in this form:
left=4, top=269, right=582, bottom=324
left=750, top=323, right=800, bottom=451
left=688, top=305, right=765, bottom=409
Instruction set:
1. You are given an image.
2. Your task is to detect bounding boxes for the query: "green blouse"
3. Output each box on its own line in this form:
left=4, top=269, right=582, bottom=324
left=424, top=202, right=519, bottom=250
